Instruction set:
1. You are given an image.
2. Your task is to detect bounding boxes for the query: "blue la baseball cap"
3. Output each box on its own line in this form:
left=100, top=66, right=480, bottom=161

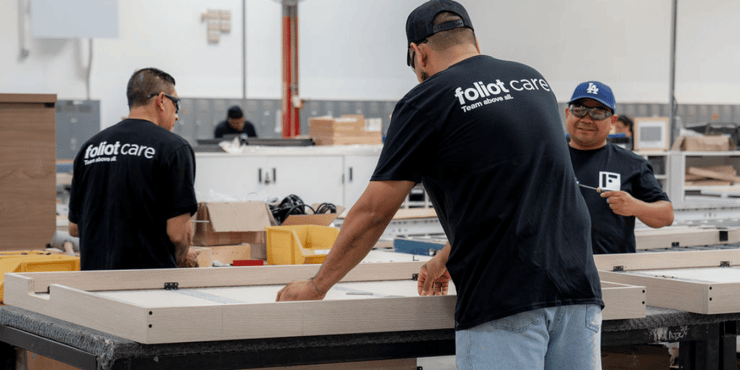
left=568, top=81, right=616, bottom=112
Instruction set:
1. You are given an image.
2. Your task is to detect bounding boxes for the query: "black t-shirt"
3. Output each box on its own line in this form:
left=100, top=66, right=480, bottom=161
left=372, top=55, right=603, bottom=330
left=569, top=143, right=670, bottom=254
left=214, top=120, right=258, bottom=138
left=68, top=119, right=198, bottom=270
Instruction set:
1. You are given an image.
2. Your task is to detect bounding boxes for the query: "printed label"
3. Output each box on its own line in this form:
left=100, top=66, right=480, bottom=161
left=83, top=141, right=156, bottom=165
left=455, top=77, right=551, bottom=113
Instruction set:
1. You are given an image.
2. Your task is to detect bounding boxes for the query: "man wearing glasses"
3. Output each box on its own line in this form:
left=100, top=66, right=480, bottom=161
left=68, top=67, right=199, bottom=270
left=566, top=81, right=674, bottom=254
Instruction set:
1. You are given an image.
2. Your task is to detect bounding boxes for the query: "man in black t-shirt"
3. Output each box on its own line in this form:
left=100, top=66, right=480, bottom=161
left=68, top=68, right=199, bottom=270
left=277, top=2, right=603, bottom=369
left=566, top=81, right=674, bottom=254
left=214, top=106, right=258, bottom=138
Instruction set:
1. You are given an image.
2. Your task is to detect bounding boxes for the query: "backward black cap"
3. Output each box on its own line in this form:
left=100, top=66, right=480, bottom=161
left=405, top=0, right=474, bottom=66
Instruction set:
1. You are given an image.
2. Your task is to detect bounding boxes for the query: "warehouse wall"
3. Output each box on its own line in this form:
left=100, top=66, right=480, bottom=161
left=1, top=0, right=739, bottom=132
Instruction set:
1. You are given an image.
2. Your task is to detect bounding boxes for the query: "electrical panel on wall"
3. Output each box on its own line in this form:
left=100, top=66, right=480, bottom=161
left=56, top=100, right=100, bottom=160
left=30, top=0, right=118, bottom=38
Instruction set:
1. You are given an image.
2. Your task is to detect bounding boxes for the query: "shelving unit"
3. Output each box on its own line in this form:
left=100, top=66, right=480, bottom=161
left=635, top=151, right=670, bottom=197
left=668, top=151, right=740, bottom=205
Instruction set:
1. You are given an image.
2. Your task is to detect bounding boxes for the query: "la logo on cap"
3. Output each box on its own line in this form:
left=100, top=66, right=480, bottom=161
left=587, top=83, right=599, bottom=95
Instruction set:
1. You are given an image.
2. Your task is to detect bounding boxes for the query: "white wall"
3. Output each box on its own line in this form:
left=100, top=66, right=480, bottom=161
left=1, top=0, right=739, bottom=131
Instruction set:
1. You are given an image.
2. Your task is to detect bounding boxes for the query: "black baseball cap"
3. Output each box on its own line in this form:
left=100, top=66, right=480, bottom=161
left=406, top=0, right=474, bottom=66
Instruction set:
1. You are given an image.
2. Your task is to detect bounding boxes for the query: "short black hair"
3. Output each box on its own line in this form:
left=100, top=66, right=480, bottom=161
left=617, top=115, right=634, bottom=130
left=427, top=12, right=476, bottom=50
left=126, top=68, right=176, bottom=108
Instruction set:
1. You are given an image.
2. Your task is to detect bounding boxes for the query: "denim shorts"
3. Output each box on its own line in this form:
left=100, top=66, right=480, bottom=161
left=456, top=304, right=602, bottom=370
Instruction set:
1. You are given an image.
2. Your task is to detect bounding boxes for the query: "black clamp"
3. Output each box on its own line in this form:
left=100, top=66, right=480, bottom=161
left=164, top=282, right=179, bottom=290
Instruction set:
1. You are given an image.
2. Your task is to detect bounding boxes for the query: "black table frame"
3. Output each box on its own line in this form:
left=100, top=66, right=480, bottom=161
left=1, top=308, right=739, bottom=370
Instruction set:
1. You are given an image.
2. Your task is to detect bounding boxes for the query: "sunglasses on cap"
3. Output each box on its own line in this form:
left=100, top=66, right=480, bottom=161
left=569, top=104, right=612, bottom=121
left=147, top=92, right=180, bottom=114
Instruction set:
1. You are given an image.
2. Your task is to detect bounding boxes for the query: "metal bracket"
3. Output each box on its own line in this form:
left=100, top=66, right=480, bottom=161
left=411, top=273, right=419, bottom=281
left=720, top=261, right=731, bottom=268
left=164, top=282, right=179, bottom=290
left=720, top=230, right=729, bottom=242
left=613, top=266, right=625, bottom=272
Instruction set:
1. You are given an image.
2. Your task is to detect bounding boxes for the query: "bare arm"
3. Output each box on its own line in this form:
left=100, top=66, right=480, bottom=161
left=276, top=180, right=415, bottom=301
left=602, top=191, right=674, bottom=228
left=68, top=221, right=79, bottom=237
left=167, top=212, right=195, bottom=267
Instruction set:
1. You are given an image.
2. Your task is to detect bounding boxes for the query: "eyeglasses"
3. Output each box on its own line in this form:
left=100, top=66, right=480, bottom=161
left=407, top=39, right=428, bottom=70
left=147, top=92, right=180, bottom=114
left=569, top=104, right=612, bottom=121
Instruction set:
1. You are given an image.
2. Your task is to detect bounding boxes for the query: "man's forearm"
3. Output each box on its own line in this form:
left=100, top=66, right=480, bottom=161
left=311, top=208, right=394, bottom=292
left=635, top=200, right=674, bottom=228
left=167, top=213, right=194, bottom=266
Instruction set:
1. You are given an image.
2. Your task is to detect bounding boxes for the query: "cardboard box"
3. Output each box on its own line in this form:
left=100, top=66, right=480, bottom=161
left=210, top=244, right=252, bottom=265
left=309, top=117, right=364, bottom=137
left=16, top=349, right=80, bottom=370
left=193, top=202, right=342, bottom=261
left=671, top=135, right=735, bottom=151
left=308, top=115, right=383, bottom=146
left=192, top=201, right=275, bottom=246
left=601, top=345, right=671, bottom=370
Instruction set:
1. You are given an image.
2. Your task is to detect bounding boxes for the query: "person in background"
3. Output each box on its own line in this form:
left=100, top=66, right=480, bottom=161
left=566, top=81, right=674, bottom=254
left=276, top=1, right=604, bottom=369
left=214, top=105, right=258, bottom=138
left=68, top=67, right=199, bottom=270
left=615, top=114, right=634, bottom=137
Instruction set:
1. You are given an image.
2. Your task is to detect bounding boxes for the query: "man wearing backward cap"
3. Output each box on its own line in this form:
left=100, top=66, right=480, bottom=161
left=278, top=2, right=604, bottom=369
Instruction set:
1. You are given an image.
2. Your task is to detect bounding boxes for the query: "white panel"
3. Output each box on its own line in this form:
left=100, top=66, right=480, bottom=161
left=31, top=0, right=118, bottom=38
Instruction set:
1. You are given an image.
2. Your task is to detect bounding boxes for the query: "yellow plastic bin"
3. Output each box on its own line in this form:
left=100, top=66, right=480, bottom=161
left=265, top=225, right=339, bottom=265
left=0, top=252, right=80, bottom=302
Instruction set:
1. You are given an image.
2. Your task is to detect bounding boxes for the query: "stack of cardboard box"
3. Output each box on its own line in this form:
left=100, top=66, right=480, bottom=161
left=309, top=114, right=382, bottom=146
left=190, top=201, right=275, bottom=266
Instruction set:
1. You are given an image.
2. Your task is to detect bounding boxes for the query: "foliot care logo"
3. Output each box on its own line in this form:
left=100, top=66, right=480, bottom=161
left=454, top=77, right=551, bottom=113
left=83, top=141, right=156, bottom=165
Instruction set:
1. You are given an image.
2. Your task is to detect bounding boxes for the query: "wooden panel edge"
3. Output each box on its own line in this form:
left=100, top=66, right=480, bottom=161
left=594, top=249, right=740, bottom=272
left=48, top=284, right=147, bottom=342
left=600, top=271, right=709, bottom=313
left=601, top=284, right=646, bottom=320
left=11, top=262, right=425, bottom=292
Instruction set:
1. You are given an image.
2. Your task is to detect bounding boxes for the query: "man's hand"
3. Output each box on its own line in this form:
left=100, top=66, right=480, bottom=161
left=276, top=279, right=327, bottom=301
left=178, top=249, right=200, bottom=268
left=418, top=258, right=451, bottom=296
left=601, top=191, right=674, bottom=228
left=602, top=190, right=638, bottom=217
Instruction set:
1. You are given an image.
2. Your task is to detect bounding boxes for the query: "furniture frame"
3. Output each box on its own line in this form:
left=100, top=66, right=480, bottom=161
left=5, top=262, right=645, bottom=345
left=596, top=249, right=740, bottom=314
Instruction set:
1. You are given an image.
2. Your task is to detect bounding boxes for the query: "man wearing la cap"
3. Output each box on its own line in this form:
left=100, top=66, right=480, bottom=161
left=567, top=81, right=674, bottom=254
left=214, top=105, right=258, bottom=138
left=277, top=1, right=603, bottom=368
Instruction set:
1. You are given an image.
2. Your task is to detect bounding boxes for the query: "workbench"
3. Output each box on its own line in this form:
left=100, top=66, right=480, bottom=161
left=0, top=305, right=738, bottom=370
